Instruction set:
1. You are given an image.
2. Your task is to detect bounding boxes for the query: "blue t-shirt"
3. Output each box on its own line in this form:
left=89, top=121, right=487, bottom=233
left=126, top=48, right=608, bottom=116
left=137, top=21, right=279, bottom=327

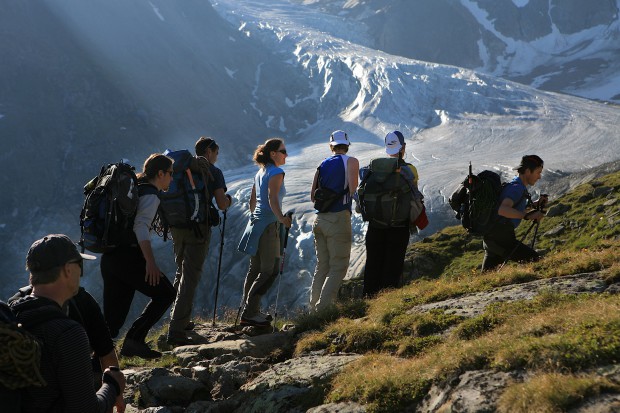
left=253, top=163, right=286, bottom=222
left=317, top=154, right=352, bottom=213
left=500, top=176, right=528, bottom=228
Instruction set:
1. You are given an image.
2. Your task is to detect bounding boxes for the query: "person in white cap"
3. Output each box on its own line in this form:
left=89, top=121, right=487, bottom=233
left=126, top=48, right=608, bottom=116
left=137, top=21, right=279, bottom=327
left=362, top=130, right=419, bottom=297
left=309, top=130, right=359, bottom=311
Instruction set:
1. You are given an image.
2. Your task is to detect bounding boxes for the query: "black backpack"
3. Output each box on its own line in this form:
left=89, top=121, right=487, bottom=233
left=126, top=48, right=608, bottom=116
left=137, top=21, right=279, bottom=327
left=79, top=161, right=140, bottom=253
left=157, top=149, right=217, bottom=239
left=357, top=158, right=418, bottom=228
left=0, top=299, right=65, bottom=412
left=449, top=164, right=528, bottom=236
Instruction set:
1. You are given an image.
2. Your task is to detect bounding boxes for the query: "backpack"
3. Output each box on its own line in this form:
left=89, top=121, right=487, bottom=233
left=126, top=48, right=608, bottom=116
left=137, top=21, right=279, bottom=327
left=449, top=164, right=528, bottom=236
left=80, top=161, right=140, bottom=253
left=357, top=158, right=422, bottom=228
left=0, top=299, right=64, bottom=412
left=157, top=150, right=216, bottom=238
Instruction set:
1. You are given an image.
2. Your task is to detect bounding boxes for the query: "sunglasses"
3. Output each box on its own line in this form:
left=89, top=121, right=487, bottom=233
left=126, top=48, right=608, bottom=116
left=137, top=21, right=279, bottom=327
left=68, top=259, right=84, bottom=277
left=276, top=149, right=287, bottom=155
left=165, top=169, right=174, bottom=175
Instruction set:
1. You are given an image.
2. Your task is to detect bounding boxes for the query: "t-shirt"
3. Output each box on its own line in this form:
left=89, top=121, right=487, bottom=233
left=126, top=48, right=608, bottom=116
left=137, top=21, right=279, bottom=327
left=317, top=154, right=352, bottom=213
left=253, top=163, right=286, bottom=222
left=500, top=176, right=528, bottom=228
left=208, top=164, right=227, bottom=202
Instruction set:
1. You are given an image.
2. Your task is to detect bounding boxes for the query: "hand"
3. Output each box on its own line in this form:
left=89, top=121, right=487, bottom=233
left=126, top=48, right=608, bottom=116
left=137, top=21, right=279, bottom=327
left=103, top=366, right=126, bottom=396
left=114, top=395, right=126, bottom=413
left=280, top=215, right=292, bottom=228
left=535, top=194, right=549, bottom=210
left=145, top=260, right=162, bottom=286
left=226, top=194, right=235, bottom=208
left=525, top=210, right=545, bottom=222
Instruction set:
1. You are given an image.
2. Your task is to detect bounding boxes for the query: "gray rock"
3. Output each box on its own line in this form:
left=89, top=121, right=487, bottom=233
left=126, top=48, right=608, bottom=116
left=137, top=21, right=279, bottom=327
left=603, top=198, right=618, bottom=207
left=139, top=375, right=210, bottom=407
left=410, top=272, right=608, bottom=318
left=593, top=186, right=613, bottom=198
left=210, top=356, right=269, bottom=400
left=172, top=332, right=294, bottom=360
left=185, top=399, right=241, bottom=413
left=546, top=203, right=571, bottom=217
left=544, top=225, right=566, bottom=237
left=307, top=402, right=367, bottom=412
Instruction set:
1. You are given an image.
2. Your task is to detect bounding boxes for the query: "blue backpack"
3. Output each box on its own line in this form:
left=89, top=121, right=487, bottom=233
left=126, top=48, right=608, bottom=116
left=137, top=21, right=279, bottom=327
left=158, top=150, right=216, bottom=237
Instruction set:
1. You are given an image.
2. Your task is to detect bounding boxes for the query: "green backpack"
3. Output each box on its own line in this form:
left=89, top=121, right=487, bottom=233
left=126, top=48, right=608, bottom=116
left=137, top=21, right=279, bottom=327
left=357, top=158, right=420, bottom=228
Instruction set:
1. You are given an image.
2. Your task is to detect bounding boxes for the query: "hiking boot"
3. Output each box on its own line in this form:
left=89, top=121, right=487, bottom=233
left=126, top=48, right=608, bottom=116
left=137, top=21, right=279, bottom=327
left=120, top=338, right=161, bottom=359
left=166, top=332, right=195, bottom=347
left=184, top=321, right=196, bottom=331
left=258, top=312, right=273, bottom=322
left=240, top=314, right=271, bottom=327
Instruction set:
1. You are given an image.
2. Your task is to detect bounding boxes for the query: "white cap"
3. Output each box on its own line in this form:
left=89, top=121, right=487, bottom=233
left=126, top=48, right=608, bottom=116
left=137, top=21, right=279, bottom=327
left=329, top=130, right=351, bottom=146
left=385, top=131, right=405, bottom=155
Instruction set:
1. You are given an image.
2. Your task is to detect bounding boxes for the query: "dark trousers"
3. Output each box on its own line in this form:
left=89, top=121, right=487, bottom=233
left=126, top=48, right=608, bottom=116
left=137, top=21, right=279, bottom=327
left=482, top=221, right=540, bottom=271
left=101, top=247, right=175, bottom=342
left=363, top=225, right=410, bottom=297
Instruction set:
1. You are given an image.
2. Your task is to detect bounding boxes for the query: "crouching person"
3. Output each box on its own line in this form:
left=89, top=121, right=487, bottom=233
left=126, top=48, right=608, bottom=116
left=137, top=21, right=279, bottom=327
left=11, top=234, right=125, bottom=413
left=482, top=155, right=547, bottom=271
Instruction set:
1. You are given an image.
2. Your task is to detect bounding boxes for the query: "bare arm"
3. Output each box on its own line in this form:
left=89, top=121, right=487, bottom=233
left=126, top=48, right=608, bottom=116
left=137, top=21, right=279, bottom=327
left=268, top=173, right=291, bottom=228
left=310, top=169, right=319, bottom=202
left=213, top=188, right=232, bottom=210
left=347, top=157, right=359, bottom=196
left=498, top=198, right=544, bottom=222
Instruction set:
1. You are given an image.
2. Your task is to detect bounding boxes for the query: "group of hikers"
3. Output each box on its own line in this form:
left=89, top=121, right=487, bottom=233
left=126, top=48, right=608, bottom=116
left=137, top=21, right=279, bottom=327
left=0, top=131, right=548, bottom=412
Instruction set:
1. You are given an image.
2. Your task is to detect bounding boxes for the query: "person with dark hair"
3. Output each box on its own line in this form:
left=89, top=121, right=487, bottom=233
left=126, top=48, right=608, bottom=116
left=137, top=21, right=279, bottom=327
left=101, top=153, right=176, bottom=358
left=167, top=137, right=233, bottom=346
left=10, top=234, right=125, bottom=413
left=362, top=131, right=419, bottom=297
left=237, top=138, right=292, bottom=326
left=309, top=130, right=359, bottom=311
left=481, top=155, right=547, bottom=271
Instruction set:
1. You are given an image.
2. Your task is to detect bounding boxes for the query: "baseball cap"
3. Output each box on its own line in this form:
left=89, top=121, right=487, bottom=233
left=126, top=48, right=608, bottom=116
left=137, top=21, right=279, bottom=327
left=26, top=234, right=96, bottom=272
left=329, top=130, right=350, bottom=146
left=385, top=130, right=405, bottom=155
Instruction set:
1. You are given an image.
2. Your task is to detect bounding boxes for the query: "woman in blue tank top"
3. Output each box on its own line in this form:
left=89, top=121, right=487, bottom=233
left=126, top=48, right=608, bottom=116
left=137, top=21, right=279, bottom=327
left=237, top=138, right=292, bottom=326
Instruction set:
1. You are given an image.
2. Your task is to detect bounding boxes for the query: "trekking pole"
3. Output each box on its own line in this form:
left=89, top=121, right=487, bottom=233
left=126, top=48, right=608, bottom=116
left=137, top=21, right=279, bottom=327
left=212, top=210, right=226, bottom=327
left=273, top=211, right=293, bottom=333
left=530, top=221, right=540, bottom=249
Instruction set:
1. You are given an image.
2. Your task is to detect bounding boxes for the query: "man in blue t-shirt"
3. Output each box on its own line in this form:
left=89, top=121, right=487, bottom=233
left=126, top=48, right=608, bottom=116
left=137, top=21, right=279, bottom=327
left=310, top=130, right=359, bottom=311
left=482, top=155, right=548, bottom=271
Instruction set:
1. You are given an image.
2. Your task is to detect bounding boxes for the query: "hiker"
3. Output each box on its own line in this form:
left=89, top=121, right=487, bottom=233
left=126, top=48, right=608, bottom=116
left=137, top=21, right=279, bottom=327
left=167, top=137, right=233, bottom=346
left=362, top=131, right=419, bottom=297
left=8, top=286, right=123, bottom=393
left=100, top=153, right=176, bottom=359
left=238, top=138, right=292, bottom=326
left=481, top=155, right=547, bottom=271
left=10, top=234, right=125, bottom=413
left=309, top=130, right=359, bottom=311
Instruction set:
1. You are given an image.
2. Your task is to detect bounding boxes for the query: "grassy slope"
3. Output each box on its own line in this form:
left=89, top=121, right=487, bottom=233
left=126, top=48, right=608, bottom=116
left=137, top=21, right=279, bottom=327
left=294, top=170, right=620, bottom=412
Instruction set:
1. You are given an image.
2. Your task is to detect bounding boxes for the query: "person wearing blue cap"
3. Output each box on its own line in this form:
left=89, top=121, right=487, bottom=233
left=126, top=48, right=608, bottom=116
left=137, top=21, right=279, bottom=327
left=362, top=131, right=419, bottom=297
left=310, top=130, right=359, bottom=311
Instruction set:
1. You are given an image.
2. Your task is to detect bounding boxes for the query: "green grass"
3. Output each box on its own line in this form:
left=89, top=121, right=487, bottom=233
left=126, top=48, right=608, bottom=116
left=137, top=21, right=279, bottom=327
left=293, top=170, right=620, bottom=412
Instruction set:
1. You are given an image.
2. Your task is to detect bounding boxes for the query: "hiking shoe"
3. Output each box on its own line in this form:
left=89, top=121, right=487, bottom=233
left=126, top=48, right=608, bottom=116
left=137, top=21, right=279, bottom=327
left=240, top=314, right=271, bottom=327
left=184, top=321, right=196, bottom=331
left=120, top=338, right=161, bottom=359
left=166, top=332, right=195, bottom=347
left=258, top=312, right=273, bottom=322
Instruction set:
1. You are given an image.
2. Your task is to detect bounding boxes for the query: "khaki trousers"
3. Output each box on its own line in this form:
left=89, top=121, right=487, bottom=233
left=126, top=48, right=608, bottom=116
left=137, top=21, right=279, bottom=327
left=310, top=210, right=352, bottom=311
left=168, top=224, right=211, bottom=334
